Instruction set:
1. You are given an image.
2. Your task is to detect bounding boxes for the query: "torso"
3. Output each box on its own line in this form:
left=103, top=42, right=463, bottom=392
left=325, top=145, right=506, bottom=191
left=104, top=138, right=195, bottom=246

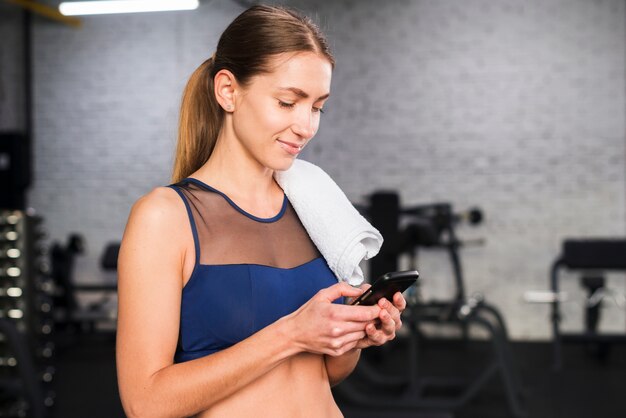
left=195, top=353, right=342, bottom=418
left=170, top=182, right=343, bottom=417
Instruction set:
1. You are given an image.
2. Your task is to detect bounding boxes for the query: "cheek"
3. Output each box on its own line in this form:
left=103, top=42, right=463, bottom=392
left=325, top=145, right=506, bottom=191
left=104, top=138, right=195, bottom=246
left=263, top=111, right=289, bottom=133
left=244, top=103, right=290, bottom=138
left=234, top=103, right=279, bottom=141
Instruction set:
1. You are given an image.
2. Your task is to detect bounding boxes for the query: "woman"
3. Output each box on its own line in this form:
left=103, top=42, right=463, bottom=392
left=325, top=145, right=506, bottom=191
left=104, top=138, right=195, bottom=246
left=116, top=5, right=406, bottom=417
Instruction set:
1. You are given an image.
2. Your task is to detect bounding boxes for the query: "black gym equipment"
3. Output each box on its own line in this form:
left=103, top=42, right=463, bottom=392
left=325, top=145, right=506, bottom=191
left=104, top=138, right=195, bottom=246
left=0, top=319, right=46, bottom=418
left=336, top=192, right=526, bottom=418
left=50, top=235, right=118, bottom=336
left=0, top=132, right=32, bottom=210
left=0, top=210, right=56, bottom=416
left=550, top=239, right=626, bottom=369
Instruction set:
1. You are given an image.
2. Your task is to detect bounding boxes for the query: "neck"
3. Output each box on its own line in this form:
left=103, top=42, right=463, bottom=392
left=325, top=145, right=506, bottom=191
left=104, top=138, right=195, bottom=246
left=193, top=123, right=278, bottom=202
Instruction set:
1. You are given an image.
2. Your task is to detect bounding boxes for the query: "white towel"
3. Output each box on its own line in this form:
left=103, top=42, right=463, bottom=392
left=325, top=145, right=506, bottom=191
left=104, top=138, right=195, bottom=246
left=274, top=159, right=383, bottom=286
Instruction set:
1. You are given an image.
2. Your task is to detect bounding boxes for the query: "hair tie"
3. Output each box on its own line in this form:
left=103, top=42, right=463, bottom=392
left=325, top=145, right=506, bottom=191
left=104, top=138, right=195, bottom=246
left=211, top=51, right=217, bottom=61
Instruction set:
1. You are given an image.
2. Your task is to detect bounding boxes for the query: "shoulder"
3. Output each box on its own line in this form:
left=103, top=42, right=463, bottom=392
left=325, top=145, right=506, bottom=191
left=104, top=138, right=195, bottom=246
left=123, top=186, right=190, bottom=246
left=119, top=186, right=191, bottom=274
left=129, top=186, right=185, bottom=224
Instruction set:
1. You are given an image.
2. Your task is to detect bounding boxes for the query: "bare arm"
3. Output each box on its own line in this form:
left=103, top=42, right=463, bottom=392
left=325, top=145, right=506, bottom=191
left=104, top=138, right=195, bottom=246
left=116, top=188, right=301, bottom=417
left=116, top=187, right=382, bottom=418
left=324, top=349, right=361, bottom=387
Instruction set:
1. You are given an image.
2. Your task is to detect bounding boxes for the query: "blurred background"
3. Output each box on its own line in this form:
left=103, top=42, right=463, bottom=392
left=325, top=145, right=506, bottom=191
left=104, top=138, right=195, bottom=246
left=0, top=0, right=625, bottom=417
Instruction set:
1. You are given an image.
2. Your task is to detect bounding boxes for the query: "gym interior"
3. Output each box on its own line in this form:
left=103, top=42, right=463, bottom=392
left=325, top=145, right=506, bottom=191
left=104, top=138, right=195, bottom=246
left=1, top=0, right=625, bottom=417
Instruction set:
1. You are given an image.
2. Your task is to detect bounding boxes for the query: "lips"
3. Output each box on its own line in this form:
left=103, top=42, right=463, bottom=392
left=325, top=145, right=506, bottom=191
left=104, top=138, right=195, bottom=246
left=276, top=139, right=304, bottom=156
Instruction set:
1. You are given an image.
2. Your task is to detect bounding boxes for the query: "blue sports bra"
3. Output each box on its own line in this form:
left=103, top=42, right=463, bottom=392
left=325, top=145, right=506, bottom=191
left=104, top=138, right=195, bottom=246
left=168, top=178, right=341, bottom=363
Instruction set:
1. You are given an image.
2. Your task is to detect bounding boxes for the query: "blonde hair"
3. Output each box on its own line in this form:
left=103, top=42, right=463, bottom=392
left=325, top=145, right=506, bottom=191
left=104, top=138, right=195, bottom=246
left=171, top=5, right=334, bottom=183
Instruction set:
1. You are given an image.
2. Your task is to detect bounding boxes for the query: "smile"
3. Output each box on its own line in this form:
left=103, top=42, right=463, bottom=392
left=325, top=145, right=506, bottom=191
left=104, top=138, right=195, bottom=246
left=276, top=139, right=303, bottom=155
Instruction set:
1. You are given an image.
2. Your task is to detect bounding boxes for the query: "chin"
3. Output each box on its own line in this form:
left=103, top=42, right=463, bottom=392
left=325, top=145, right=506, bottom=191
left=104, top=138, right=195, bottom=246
left=271, top=156, right=298, bottom=172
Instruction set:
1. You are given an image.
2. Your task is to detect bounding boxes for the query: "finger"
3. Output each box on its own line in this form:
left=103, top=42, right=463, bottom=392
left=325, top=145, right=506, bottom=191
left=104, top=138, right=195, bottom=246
left=395, top=318, right=403, bottom=331
left=341, top=330, right=367, bottom=344
left=328, top=330, right=367, bottom=352
left=365, top=322, right=387, bottom=346
left=355, top=337, right=373, bottom=350
left=334, top=340, right=359, bottom=356
left=346, top=283, right=370, bottom=305
left=330, top=338, right=362, bottom=357
left=327, top=321, right=376, bottom=337
left=393, top=292, right=407, bottom=312
left=319, top=282, right=363, bottom=302
left=327, top=304, right=381, bottom=322
left=378, top=298, right=401, bottom=321
left=379, top=309, right=396, bottom=336
left=377, top=298, right=401, bottom=331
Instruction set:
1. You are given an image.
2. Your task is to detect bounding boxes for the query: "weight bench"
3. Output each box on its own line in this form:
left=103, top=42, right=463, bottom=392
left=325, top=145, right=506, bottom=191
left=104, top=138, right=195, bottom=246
left=550, top=239, right=626, bottom=369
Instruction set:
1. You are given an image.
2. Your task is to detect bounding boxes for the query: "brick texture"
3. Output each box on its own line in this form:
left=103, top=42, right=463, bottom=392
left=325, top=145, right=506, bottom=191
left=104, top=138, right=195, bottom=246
left=10, top=0, right=625, bottom=339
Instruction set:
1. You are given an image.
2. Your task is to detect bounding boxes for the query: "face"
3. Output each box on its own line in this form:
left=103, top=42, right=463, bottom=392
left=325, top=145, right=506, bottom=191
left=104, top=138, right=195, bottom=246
left=230, top=52, right=332, bottom=171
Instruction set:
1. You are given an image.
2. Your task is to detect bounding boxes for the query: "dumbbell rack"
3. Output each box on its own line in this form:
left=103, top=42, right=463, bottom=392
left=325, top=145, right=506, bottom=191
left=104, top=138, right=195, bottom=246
left=0, top=209, right=56, bottom=417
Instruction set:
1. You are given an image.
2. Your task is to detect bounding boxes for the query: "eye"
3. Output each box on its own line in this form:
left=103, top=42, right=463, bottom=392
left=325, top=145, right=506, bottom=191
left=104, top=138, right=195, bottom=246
left=313, top=107, right=325, bottom=114
left=278, top=101, right=295, bottom=109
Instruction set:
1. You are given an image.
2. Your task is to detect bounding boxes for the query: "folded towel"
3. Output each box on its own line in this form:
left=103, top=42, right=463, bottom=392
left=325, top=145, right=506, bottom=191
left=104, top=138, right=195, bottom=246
left=274, top=159, right=383, bottom=286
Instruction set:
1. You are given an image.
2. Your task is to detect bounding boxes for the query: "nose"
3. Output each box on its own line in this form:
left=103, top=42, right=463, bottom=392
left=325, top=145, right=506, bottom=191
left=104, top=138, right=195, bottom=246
left=291, top=108, right=317, bottom=139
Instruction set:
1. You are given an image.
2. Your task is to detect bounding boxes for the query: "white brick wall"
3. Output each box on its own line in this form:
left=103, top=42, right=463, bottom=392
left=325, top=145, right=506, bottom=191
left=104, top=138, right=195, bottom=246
left=15, top=0, right=626, bottom=338
left=297, top=0, right=626, bottom=339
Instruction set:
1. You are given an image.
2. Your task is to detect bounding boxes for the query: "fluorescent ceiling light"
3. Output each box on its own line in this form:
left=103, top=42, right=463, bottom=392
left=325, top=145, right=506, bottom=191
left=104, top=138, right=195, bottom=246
left=59, top=0, right=199, bottom=16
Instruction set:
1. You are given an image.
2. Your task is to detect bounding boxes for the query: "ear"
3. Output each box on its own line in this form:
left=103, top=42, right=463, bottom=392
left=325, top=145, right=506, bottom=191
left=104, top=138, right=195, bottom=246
left=213, top=69, right=238, bottom=112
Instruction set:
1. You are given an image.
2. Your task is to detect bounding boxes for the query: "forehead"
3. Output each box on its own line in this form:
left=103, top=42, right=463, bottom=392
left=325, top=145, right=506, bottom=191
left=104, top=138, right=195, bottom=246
left=249, top=52, right=332, bottom=96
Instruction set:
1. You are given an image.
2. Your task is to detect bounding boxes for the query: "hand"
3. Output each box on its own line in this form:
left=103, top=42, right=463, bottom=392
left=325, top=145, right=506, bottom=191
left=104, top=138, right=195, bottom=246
left=355, top=288, right=407, bottom=349
left=286, top=282, right=381, bottom=356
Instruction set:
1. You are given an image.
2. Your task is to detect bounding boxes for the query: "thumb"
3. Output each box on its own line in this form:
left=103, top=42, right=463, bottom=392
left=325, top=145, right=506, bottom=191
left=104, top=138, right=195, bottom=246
left=319, top=282, right=363, bottom=302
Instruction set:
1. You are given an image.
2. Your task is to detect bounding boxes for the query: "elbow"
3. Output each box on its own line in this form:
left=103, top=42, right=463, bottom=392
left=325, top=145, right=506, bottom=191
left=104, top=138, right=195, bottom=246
left=121, top=389, right=191, bottom=418
left=123, top=399, right=164, bottom=418
left=124, top=397, right=202, bottom=418
left=119, top=373, right=166, bottom=418
left=121, top=391, right=163, bottom=418
left=122, top=397, right=149, bottom=418
left=119, top=371, right=192, bottom=418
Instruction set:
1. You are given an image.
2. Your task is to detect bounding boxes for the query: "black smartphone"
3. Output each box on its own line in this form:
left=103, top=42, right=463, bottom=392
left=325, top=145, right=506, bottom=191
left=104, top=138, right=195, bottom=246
left=350, top=270, right=419, bottom=306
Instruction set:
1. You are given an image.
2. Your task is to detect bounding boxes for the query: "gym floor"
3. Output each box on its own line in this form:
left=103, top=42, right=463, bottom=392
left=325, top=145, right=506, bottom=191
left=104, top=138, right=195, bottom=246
left=50, top=332, right=626, bottom=418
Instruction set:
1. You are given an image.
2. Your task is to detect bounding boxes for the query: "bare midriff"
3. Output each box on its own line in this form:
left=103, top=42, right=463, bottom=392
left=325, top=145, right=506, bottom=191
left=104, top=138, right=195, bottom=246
left=195, top=352, right=342, bottom=418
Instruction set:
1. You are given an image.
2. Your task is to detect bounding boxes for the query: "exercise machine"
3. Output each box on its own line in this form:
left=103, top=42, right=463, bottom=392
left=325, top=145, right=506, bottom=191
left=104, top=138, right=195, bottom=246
left=549, top=239, right=626, bottom=369
left=0, top=210, right=56, bottom=416
left=336, top=192, right=526, bottom=418
left=50, top=235, right=118, bottom=336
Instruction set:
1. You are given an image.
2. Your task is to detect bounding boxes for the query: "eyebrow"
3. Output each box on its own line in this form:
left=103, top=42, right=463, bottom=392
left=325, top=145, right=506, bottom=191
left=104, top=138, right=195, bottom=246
left=278, top=87, right=330, bottom=101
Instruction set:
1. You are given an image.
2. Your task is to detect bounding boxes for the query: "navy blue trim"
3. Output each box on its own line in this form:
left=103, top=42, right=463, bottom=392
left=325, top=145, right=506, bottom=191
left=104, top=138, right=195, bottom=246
left=195, top=256, right=323, bottom=270
left=168, top=185, right=201, bottom=266
left=183, top=177, right=287, bottom=223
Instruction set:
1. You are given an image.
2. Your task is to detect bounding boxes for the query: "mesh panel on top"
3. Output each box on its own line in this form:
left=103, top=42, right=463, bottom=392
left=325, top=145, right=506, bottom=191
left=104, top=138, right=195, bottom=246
left=173, top=179, right=321, bottom=268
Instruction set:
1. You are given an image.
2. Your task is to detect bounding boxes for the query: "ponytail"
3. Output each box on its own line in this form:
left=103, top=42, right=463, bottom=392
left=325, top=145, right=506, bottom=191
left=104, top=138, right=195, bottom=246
left=171, top=56, right=223, bottom=183
left=171, top=5, right=334, bottom=183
